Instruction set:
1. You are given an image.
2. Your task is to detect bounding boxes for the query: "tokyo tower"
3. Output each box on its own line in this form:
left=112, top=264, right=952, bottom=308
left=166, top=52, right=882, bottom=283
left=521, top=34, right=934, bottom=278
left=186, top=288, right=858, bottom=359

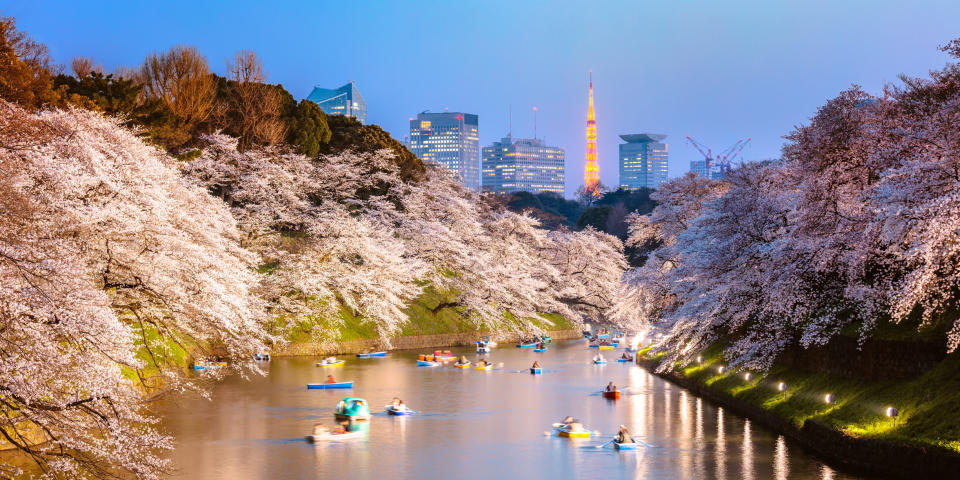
left=584, top=71, right=600, bottom=196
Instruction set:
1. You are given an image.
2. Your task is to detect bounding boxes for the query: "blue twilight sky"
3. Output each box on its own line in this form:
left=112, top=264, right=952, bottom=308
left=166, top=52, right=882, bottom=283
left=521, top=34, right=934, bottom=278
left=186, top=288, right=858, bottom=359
left=2, top=0, right=958, bottom=197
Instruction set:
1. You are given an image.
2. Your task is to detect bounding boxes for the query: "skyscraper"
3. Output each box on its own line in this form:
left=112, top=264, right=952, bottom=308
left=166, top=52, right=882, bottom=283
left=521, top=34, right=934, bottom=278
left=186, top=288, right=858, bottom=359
left=481, top=135, right=565, bottom=195
left=409, top=112, right=480, bottom=190
left=305, top=81, right=367, bottom=124
left=584, top=72, right=600, bottom=196
left=619, top=133, right=669, bottom=190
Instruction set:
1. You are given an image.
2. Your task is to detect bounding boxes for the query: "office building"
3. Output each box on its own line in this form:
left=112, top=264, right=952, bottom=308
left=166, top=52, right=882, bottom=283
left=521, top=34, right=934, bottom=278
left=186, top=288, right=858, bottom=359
left=619, top=133, right=669, bottom=189
left=409, top=112, right=480, bottom=190
left=481, top=135, right=565, bottom=195
left=305, top=81, right=366, bottom=124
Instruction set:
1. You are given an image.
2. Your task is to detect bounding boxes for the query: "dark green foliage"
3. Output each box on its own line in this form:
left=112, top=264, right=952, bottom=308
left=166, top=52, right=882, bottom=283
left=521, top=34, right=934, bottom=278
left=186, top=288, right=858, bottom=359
left=576, top=205, right=612, bottom=231
left=55, top=72, right=140, bottom=114
left=319, top=114, right=424, bottom=182
left=288, top=99, right=331, bottom=157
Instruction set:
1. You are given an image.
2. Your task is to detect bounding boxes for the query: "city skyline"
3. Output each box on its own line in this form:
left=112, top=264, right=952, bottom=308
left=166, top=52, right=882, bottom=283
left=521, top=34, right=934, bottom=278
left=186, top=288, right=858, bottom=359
left=6, top=1, right=959, bottom=197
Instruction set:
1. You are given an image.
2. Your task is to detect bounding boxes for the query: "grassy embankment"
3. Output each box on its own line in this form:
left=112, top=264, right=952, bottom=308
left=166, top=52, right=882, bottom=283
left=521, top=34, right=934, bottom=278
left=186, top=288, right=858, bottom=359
left=279, top=286, right=575, bottom=343
left=639, top=323, right=960, bottom=453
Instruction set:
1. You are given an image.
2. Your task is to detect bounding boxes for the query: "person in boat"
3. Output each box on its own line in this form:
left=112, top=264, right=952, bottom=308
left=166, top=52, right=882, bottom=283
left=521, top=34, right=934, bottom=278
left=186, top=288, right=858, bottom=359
left=561, top=416, right=575, bottom=426
left=324, top=356, right=337, bottom=364
left=367, top=346, right=377, bottom=353
left=396, top=400, right=407, bottom=412
left=458, top=355, right=469, bottom=365
left=326, top=374, right=336, bottom=384
left=616, top=425, right=634, bottom=444
left=594, top=353, right=605, bottom=363
left=477, top=359, right=488, bottom=367
left=620, top=352, right=633, bottom=360
left=605, top=381, right=617, bottom=392
left=536, top=342, right=545, bottom=349
left=532, top=360, right=541, bottom=369
left=313, top=424, right=329, bottom=436
left=558, top=416, right=584, bottom=432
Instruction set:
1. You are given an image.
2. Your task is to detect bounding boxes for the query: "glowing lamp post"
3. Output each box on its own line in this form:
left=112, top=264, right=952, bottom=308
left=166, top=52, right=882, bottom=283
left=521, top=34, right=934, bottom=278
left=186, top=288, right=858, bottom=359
left=777, top=382, right=788, bottom=400
left=743, top=372, right=752, bottom=381
left=824, top=393, right=835, bottom=404
left=696, top=355, right=703, bottom=365
left=886, top=407, right=899, bottom=427
left=717, top=366, right=725, bottom=374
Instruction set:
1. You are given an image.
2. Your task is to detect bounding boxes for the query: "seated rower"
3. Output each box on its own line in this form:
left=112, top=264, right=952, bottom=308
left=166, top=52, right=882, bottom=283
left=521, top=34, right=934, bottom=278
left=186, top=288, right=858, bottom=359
left=532, top=360, right=541, bottom=369
left=616, top=425, right=634, bottom=444
left=326, top=374, right=336, bottom=384
left=367, top=346, right=377, bottom=353
left=620, top=352, right=632, bottom=360
left=536, top=342, right=546, bottom=349
left=605, top=381, right=617, bottom=392
left=593, top=353, right=605, bottom=363
left=457, top=355, right=469, bottom=365
left=396, top=400, right=407, bottom=412
left=324, top=356, right=337, bottom=363
left=561, top=415, right=575, bottom=426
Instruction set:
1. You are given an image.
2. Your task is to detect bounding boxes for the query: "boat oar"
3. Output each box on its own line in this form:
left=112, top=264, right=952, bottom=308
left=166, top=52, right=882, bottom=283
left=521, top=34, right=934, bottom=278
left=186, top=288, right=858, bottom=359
left=596, top=438, right=615, bottom=449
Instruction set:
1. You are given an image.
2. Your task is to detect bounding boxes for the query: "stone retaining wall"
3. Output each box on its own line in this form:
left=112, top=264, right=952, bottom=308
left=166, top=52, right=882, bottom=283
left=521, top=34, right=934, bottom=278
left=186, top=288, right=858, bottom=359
left=273, top=328, right=583, bottom=356
left=636, top=356, right=960, bottom=479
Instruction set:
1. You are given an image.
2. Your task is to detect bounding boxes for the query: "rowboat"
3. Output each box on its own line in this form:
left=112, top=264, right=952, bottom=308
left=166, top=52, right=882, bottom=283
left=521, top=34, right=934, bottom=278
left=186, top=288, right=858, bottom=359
left=477, top=336, right=498, bottom=348
left=454, top=361, right=471, bottom=368
left=356, top=352, right=386, bottom=358
left=617, top=357, right=634, bottom=363
left=556, top=426, right=591, bottom=438
left=253, top=353, right=270, bottom=361
left=516, top=343, right=537, bottom=348
left=305, top=430, right=364, bottom=443
left=530, top=367, right=542, bottom=374
left=533, top=348, right=547, bottom=353
left=417, top=360, right=440, bottom=367
left=602, top=390, right=621, bottom=400
left=306, top=381, right=354, bottom=389
left=594, top=360, right=607, bottom=365
left=193, top=363, right=223, bottom=370
left=316, top=360, right=345, bottom=367
left=474, top=364, right=493, bottom=371
left=477, top=345, right=491, bottom=353
left=614, top=441, right=638, bottom=450
left=598, top=345, right=614, bottom=350
left=384, top=405, right=416, bottom=416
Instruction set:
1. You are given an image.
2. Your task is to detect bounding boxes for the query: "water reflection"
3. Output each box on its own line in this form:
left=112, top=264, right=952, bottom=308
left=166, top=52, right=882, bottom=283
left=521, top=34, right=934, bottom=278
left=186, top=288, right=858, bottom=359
left=158, top=340, right=866, bottom=480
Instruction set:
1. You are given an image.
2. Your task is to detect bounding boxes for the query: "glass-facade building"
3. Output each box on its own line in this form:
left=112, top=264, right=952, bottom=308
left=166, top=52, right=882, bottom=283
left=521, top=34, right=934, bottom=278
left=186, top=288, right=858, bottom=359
left=619, top=133, right=669, bottom=190
left=481, top=135, right=565, bottom=195
left=305, top=81, right=367, bottom=124
left=409, top=112, right=480, bottom=190
left=690, top=158, right=727, bottom=180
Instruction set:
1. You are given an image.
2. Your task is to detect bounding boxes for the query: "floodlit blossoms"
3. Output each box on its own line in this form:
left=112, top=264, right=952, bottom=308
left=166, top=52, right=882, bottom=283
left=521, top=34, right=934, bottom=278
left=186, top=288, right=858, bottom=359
left=611, top=43, right=960, bottom=370
left=0, top=103, right=268, bottom=479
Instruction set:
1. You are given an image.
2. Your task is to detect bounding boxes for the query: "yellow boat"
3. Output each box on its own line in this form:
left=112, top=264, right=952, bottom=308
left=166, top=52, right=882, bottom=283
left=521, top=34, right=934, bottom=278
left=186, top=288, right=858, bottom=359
left=316, top=360, right=345, bottom=367
left=598, top=345, right=614, bottom=350
left=454, top=362, right=471, bottom=368
left=474, top=364, right=492, bottom=371
left=556, top=426, right=592, bottom=438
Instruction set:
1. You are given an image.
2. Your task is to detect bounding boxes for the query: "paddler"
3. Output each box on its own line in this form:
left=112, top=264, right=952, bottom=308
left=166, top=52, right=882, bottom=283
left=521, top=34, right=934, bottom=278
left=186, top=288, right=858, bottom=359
left=616, top=425, right=634, bottom=444
left=326, top=374, right=336, bottom=384
left=605, top=381, right=617, bottom=392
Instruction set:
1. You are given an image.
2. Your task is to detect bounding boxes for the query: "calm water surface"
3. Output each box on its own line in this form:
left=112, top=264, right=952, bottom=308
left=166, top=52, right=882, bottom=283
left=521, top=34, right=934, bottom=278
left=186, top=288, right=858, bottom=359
left=159, top=340, right=866, bottom=479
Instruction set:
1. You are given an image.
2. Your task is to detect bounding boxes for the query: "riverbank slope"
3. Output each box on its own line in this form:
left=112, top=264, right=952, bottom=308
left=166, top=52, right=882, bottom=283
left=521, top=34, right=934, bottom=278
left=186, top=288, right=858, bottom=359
left=636, top=339, right=960, bottom=479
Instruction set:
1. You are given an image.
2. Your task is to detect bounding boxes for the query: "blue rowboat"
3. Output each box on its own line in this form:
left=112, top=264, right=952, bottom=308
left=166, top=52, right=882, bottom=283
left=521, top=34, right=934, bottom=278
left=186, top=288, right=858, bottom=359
left=530, top=367, right=542, bottom=374
left=594, top=360, right=608, bottom=365
left=417, top=360, right=440, bottom=367
left=356, top=352, right=386, bottom=358
left=614, top=441, right=638, bottom=450
left=617, top=358, right=634, bottom=363
left=307, top=381, right=354, bottom=389
left=385, top=405, right=416, bottom=416
left=516, top=343, right=537, bottom=348
left=533, top=348, right=547, bottom=353
left=597, top=333, right=609, bottom=339
left=589, top=344, right=600, bottom=348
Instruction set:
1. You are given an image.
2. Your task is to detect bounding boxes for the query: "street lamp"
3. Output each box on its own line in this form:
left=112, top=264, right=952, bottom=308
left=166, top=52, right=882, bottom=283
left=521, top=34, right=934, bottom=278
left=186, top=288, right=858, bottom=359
left=886, top=407, right=899, bottom=427
left=743, top=372, right=752, bottom=381
left=824, top=393, right=835, bottom=404
left=717, top=365, right=725, bottom=374
left=777, top=382, right=788, bottom=400
left=696, top=355, right=703, bottom=365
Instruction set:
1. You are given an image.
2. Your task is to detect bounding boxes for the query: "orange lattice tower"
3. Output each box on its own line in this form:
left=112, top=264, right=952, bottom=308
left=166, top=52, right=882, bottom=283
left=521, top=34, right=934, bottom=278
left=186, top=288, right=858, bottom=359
left=584, top=71, right=600, bottom=196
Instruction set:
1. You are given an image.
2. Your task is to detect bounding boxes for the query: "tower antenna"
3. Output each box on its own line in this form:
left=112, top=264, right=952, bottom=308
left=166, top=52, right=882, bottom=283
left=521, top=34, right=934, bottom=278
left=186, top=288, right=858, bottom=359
left=533, top=106, right=538, bottom=140
left=509, top=104, right=512, bottom=137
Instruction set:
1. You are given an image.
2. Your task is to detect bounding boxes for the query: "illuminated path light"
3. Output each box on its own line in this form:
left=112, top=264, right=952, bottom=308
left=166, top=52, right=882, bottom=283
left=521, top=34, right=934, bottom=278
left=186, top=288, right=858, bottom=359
left=743, top=372, right=752, bottom=381
left=824, top=393, right=835, bottom=404
left=886, top=407, right=899, bottom=427
left=716, top=365, right=725, bottom=374
left=696, top=355, right=703, bottom=365
left=777, top=382, right=788, bottom=400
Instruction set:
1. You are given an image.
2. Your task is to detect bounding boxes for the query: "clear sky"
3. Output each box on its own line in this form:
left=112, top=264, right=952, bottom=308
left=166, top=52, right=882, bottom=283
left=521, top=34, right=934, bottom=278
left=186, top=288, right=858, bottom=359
left=3, top=0, right=959, bottom=197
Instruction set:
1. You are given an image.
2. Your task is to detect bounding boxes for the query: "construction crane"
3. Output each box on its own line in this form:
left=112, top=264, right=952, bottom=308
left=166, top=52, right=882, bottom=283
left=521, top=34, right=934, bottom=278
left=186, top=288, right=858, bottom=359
left=685, top=136, right=751, bottom=179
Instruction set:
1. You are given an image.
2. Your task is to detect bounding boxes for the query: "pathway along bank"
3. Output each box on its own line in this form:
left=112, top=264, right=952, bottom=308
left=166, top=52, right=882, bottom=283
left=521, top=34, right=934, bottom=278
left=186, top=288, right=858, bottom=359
left=635, top=356, right=960, bottom=479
